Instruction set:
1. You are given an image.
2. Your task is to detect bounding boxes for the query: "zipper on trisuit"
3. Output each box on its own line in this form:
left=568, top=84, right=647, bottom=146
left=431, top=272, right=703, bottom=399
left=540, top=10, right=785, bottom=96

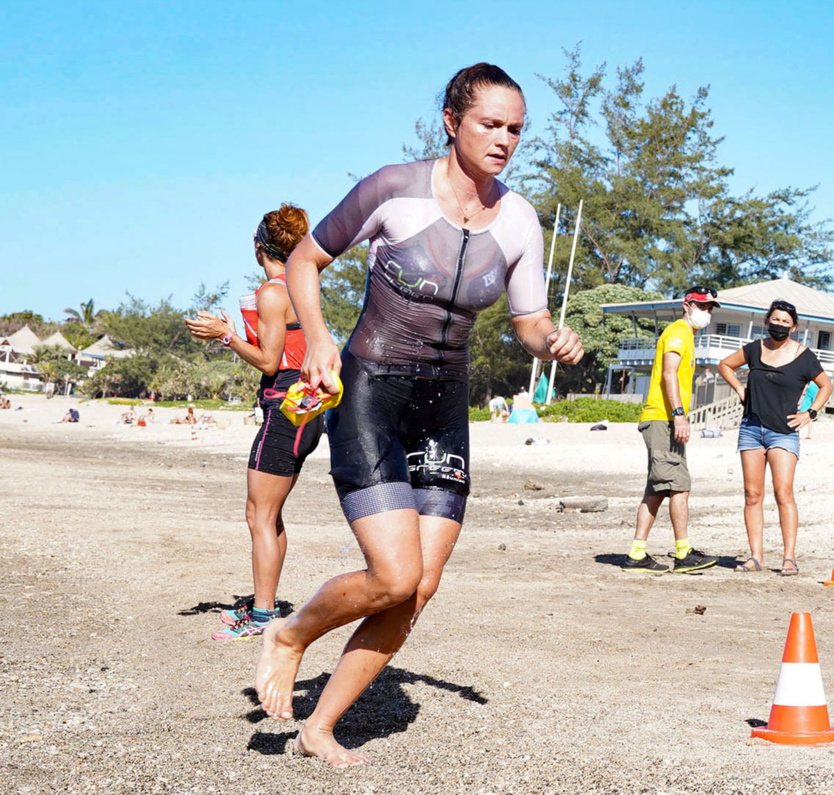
left=438, top=228, right=470, bottom=362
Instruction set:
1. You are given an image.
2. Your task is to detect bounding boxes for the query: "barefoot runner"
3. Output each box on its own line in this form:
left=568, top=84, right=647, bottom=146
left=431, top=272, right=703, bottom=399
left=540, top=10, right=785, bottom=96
left=254, top=64, right=584, bottom=767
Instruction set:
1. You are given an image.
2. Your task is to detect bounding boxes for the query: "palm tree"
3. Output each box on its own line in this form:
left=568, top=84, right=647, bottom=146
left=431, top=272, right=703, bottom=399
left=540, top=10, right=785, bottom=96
left=63, top=299, right=101, bottom=331
left=29, top=345, right=65, bottom=385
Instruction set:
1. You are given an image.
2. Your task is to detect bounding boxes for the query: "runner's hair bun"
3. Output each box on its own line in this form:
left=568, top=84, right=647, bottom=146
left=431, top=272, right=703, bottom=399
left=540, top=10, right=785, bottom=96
left=260, top=204, right=309, bottom=259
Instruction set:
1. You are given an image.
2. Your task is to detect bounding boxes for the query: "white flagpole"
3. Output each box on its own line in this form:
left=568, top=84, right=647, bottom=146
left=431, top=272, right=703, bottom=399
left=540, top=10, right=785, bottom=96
left=529, top=205, right=561, bottom=396
left=546, top=199, right=583, bottom=404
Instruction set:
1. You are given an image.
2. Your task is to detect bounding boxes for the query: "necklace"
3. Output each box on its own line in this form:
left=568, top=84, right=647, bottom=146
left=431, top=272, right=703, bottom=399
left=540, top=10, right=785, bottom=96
left=449, top=178, right=491, bottom=224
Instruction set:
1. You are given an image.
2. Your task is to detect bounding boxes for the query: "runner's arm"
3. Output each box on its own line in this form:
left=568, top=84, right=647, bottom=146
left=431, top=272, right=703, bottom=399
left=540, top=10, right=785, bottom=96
left=184, top=284, right=287, bottom=375
left=236, top=285, right=287, bottom=375
left=512, top=310, right=584, bottom=364
left=285, top=234, right=342, bottom=392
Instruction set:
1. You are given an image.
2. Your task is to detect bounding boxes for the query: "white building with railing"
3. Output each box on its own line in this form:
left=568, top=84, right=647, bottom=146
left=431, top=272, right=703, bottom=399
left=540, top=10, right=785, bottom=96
left=601, top=275, right=834, bottom=410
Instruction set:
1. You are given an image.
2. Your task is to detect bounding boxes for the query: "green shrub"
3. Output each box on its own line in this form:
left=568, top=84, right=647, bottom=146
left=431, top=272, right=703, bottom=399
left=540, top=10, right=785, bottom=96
left=538, top=398, right=643, bottom=423
left=105, top=398, right=249, bottom=411
left=469, top=406, right=491, bottom=422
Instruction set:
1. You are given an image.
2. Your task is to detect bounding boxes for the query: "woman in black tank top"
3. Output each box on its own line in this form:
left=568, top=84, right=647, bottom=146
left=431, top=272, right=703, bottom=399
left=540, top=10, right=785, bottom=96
left=719, top=300, right=831, bottom=575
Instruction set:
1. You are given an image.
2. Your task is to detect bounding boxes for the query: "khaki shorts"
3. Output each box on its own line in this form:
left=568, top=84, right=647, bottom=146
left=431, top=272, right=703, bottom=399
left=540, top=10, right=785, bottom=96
left=638, top=420, right=691, bottom=494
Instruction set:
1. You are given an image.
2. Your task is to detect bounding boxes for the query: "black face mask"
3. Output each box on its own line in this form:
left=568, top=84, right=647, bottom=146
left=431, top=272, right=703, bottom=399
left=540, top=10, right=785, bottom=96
left=768, top=323, right=791, bottom=342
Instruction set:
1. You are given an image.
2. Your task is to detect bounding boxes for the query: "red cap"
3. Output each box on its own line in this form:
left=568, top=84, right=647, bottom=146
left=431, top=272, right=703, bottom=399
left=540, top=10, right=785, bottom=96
left=684, top=286, right=721, bottom=307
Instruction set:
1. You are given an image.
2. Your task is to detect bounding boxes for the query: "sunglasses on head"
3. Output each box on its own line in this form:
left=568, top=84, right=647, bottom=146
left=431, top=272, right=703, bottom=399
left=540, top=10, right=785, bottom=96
left=770, top=300, right=796, bottom=313
left=686, top=285, right=718, bottom=298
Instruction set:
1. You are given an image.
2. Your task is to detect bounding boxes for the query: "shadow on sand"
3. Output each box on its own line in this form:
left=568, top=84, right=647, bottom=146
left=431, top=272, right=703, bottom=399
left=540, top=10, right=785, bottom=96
left=594, top=553, right=741, bottom=572
left=177, top=595, right=294, bottom=617
left=244, top=666, right=488, bottom=754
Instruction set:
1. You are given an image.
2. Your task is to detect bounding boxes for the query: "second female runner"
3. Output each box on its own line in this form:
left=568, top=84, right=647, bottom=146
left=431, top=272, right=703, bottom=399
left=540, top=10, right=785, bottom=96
left=186, top=204, right=324, bottom=640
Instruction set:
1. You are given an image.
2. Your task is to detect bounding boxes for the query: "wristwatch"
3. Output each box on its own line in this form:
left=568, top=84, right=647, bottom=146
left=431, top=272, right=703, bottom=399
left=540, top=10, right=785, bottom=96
left=221, top=334, right=233, bottom=347
left=671, top=407, right=686, bottom=417
left=808, top=408, right=818, bottom=420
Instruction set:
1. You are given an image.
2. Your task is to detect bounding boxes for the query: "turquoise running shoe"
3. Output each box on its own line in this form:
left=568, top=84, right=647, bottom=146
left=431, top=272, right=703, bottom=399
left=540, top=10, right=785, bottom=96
left=212, top=607, right=282, bottom=641
left=219, top=598, right=283, bottom=626
left=219, top=597, right=254, bottom=627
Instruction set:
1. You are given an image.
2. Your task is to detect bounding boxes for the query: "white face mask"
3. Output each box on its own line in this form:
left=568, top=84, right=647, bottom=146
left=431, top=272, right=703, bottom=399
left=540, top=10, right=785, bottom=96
left=687, top=306, right=712, bottom=330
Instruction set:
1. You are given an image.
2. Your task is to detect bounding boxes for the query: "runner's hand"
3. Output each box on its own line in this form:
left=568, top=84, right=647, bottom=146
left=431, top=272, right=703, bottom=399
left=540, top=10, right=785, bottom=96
left=547, top=327, right=584, bottom=364
left=302, top=338, right=342, bottom=393
left=219, top=310, right=238, bottom=339
left=185, top=311, right=229, bottom=340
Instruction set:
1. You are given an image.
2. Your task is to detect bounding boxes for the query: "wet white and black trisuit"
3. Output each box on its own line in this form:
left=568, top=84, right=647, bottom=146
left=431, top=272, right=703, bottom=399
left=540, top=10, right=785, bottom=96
left=311, top=158, right=548, bottom=522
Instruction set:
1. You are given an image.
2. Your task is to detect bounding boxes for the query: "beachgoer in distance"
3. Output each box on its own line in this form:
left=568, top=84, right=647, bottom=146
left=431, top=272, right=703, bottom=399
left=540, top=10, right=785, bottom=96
left=622, top=286, right=720, bottom=574
left=62, top=407, right=80, bottom=423
left=168, top=405, right=195, bottom=425
left=512, top=388, right=533, bottom=410
left=488, top=395, right=508, bottom=422
left=186, top=204, right=324, bottom=639
left=697, top=367, right=715, bottom=385
left=799, top=380, right=820, bottom=440
left=254, top=63, right=584, bottom=767
left=137, top=408, right=154, bottom=427
left=718, top=300, right=831, bottom=575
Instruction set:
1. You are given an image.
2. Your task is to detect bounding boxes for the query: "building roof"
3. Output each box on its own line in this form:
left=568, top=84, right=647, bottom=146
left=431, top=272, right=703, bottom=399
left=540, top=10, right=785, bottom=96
left=602, top=276, right=834, bottom=324
left=80, top=335, right=134, bottom=359
left=40, top=331, right=76, bottom=351
left=717, top=276, right=834, bottom=320
left=6, top=326, right=42, bottom=355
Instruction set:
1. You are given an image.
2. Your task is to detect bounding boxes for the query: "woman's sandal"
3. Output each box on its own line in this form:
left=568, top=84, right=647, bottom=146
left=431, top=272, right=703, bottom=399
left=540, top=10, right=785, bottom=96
left=779, top=559, right=799, bottom=576
left=735, top=557, right=762, bottom=573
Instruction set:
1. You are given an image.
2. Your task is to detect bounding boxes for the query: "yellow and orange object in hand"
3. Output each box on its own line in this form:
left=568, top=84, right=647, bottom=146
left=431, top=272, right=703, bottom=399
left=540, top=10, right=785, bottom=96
left=280, top=372, right=343, bottom=427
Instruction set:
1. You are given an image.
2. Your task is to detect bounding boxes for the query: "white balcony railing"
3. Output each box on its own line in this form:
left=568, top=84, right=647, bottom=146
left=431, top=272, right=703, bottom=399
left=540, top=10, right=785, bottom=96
left=694, top=334, right=747, bottom=352
left=618, top=336, right=834, bottom=366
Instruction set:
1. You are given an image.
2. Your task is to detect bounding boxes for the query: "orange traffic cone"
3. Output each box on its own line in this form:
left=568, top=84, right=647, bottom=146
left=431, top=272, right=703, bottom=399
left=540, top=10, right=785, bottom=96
left=751, top=612, right=834, bottom=745
left=824, top=568, right=834, bottom=586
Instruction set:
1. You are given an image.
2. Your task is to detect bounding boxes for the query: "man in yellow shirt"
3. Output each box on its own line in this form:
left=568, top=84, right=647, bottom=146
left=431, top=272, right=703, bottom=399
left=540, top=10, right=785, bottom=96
left=623, top=286, right=721, bottom=573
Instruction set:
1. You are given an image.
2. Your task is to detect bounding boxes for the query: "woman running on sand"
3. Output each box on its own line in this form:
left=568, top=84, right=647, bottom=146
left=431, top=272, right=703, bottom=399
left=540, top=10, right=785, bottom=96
left=186, top=205, right=324, bottom=640
left=255, top=63, right=584, bottom=767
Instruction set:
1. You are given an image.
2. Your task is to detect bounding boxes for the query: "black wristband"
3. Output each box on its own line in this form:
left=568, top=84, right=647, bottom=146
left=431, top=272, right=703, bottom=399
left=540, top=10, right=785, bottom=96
left=671, top=407, right=685, bottom=417
left=808, top=408, right=818, bottom=420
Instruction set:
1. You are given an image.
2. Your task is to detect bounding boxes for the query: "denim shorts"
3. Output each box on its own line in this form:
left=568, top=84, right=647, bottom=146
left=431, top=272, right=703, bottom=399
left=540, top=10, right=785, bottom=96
left=737, top=414, right=800, bottom=459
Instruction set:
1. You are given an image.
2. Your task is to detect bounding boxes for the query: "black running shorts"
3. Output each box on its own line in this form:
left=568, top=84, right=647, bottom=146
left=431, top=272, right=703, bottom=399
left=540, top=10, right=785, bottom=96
left=248, top=407, right=324, bottom=477
left=326, top=352, right=470, bottom=524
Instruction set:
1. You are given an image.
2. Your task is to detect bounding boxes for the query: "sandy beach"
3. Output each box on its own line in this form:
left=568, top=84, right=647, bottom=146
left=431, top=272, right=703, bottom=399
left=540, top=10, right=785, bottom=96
left=4, top=393, right=834, bottom=793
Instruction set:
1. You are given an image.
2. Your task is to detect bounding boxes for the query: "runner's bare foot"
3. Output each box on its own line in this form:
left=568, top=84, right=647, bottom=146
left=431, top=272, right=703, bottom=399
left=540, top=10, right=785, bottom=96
left=294, top=722, right=368, bottom=769
left=254, top=618, right=304, bottom=720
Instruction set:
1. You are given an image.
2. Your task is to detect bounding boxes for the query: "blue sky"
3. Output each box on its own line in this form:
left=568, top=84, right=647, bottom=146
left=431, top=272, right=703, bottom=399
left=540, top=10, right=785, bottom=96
left=3, top=1, right=833, bottom=321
